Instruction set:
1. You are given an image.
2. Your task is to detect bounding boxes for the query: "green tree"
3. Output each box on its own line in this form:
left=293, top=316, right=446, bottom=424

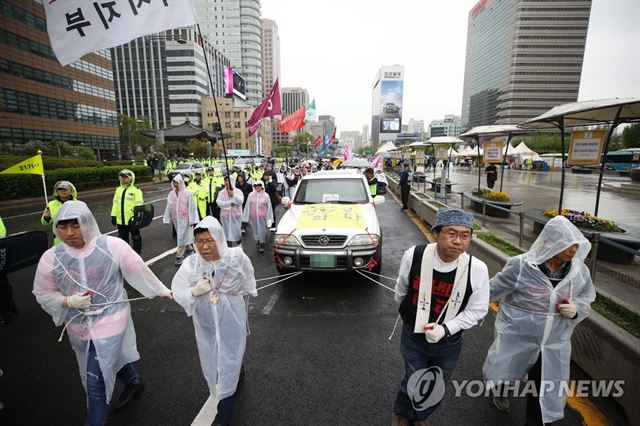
left=356, top=145, right=374, bottom=156
left=291, top=131, right=313, bottom=157
left=118, top=114, right=154, bottom=157
left=621, top=123, right=640, bottom=149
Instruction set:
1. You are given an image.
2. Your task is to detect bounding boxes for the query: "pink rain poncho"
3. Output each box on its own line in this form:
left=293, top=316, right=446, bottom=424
left=163, top=174, right=199, bottom=246
left=216, top=177, right=244, bottom=243
left=241, top=187, right=273, bottom=244
left=483, top=216, right=596, bottom=423
left=171, top=217, right=257, bottom=400
left=33, top=201, right=169, bottom=403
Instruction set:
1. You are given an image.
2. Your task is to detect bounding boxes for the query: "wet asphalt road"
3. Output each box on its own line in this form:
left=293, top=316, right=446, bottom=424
left=0, top=182, right=586, bottom=425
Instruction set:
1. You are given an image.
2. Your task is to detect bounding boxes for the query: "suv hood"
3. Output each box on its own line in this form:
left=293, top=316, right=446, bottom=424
left=277, top=203, right=380, bottom=235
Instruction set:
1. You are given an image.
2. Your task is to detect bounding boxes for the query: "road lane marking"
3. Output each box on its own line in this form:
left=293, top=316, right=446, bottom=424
left=145, top=247, right=177, bottom=266
left=191, top=395, right=218, bottom=426
left=261, top=284, right=284, bottom=315
left=104, top=215, right=163, bottom=235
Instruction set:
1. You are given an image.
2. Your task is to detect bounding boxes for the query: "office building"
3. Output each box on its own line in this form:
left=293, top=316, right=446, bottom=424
left=112, top=28, right=230, bottom=129
left=194, top=0, right=263, bottom=106
left=0, top=0, right=119, bottom=157
left=460, top=0, right=591, bottom=130
left=429, top=114, right=461, bottom=137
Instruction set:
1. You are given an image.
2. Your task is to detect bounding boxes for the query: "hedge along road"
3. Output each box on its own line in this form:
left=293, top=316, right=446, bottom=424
left=0, top=190, right=591, bottom=425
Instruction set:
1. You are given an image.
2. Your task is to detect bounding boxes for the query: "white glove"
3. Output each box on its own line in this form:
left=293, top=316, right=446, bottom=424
left=424, top=323, right=446, bottom=343
left=160, top=287, right=173, bottom=300
left=558, top=303, right=577, bottom=319
left=67, top=292, right=91, bottom=309
left=191, top=278, right=212, bottom=297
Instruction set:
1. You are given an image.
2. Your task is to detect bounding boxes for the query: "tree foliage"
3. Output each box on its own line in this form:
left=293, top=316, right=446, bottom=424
left=621, top=123, right=640, bottom=149
left=118, top=114, right=154, bottom=157
left=7, top=140, right=96, bottom=160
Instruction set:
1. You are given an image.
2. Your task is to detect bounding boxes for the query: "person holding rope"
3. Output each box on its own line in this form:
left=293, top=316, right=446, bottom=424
left=171, top=216, right=257, bottom=426
left=392, top=207, right=490, bottom=425
left=32, top=201, right=172, bottom=426
left=483, top=215, right=595, bottom=425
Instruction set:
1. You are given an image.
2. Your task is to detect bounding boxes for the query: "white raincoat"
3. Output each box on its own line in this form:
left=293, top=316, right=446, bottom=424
left=163, top=174, right=199, bottom=246
left=241, top=187, right=274, bottom=244
left=33, top=201, right=168, bottom=403
left=171, top=217, right=257, bottom=400
left=216, top=177, right=244, bottom=243
left=483, top=216, right=596, bottom=424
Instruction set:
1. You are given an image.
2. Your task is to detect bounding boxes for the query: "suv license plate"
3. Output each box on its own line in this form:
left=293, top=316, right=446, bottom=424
left=310, top=254, right=335, bottom=268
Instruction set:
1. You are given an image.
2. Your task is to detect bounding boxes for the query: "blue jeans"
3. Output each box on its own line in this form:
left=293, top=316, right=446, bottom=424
left=394, top=325, right=463, bottom=421
left=85, top=341, right=140, bottom=426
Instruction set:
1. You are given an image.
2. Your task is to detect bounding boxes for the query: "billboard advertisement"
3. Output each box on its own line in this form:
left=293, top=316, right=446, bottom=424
left=379, top=79, right=403, bottom=133
left=224, top=67, right=247, bottom=100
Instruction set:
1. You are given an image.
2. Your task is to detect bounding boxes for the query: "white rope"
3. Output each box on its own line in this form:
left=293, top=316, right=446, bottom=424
left=355, top=270, right=395, bottom=293
left=256, top=271, right=303, bottom=292
left=358, top=269, right=397, bottom=282
left=255, top=271, right=301, bottom=282
left=388, top=314, right=401, bottom=340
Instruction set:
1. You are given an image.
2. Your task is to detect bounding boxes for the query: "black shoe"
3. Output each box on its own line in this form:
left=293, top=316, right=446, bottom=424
left=114, top=379, right=145, bottom=410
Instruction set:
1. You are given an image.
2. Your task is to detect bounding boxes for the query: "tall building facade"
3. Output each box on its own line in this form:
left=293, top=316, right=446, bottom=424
left=460, top=0, right=592, bottom=130
left=202, top=97, right=271, bottom=156
left=112, top=28, right=230, bottom=129
left=428, top=114, right=461, bottom=137
left=195, top=0, right=263, bottom=106
left=261, top=18, right=280, bottom=91
left=371, top=65, right=404, bottom=146
left=282, top=87, right=308, bottom=115
left=0, top=0, right=119, bottom=157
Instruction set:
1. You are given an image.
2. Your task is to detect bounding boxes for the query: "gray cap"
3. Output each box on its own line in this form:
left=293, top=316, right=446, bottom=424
left=432, top=207, right=474, bottom=231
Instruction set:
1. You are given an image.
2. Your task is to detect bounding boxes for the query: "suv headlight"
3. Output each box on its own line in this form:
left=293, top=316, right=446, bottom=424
left=274, top=234, right=301, bottom=247
left=348, top=234, right=381, bottom=246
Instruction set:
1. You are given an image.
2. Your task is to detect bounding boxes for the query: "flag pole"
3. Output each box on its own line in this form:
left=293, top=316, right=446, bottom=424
left=41, top=173, right=49, bottom=205
left=196, top=24, right=230, bottom=182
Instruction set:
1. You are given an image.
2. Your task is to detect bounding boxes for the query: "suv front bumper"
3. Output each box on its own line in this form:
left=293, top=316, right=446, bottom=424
left=274, top=246, right=378, bottom=272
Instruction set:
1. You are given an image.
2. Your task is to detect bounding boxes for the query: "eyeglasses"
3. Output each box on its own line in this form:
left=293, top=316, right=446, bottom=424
left=441, top=231, right=472, bottom=241
left=195, top=239, right=216, bottom=247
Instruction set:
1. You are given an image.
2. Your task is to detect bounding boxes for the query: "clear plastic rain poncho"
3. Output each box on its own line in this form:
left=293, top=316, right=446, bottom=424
left=163, top=174, right=199, bottom=246
left=171, top=216, right=257, bottom=400
left=33, top=201, right=168, bottom=403
left=483, top=216, right=596, bottom=424
left=241, top=185, right=274, bottom=244
left=216, top=176, right=244, bottom=243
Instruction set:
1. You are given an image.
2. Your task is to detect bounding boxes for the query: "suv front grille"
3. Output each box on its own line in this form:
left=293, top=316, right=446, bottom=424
left=301, top=235, right=348, bottom=247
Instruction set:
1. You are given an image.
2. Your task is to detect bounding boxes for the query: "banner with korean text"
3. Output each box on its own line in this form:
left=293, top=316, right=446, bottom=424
left=568, top=130, right=606, bottom=166
left=43, top=0, right=198, bottom=65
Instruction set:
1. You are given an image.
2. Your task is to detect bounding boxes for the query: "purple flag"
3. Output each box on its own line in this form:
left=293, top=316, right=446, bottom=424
left=247, top=79, right=281, bottom=136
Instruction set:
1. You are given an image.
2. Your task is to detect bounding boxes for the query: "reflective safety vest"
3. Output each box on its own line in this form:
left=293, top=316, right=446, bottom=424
left=0, top=216, right=6, bottom=238
left=42, top=185, right=79, bottom=245
left=111, top=184, right=144, bottom=226
left=188, top=180, right=208, bottom=219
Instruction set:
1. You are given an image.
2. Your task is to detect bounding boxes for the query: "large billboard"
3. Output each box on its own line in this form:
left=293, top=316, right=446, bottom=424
left=379, top=79, right=403, bottom=133
left=224, top=67, right=247, bottom=100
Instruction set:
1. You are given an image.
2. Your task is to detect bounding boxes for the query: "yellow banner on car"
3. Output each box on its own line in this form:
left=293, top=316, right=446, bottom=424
left=0, top=154, right=44, bottom=175
left=297, top=204, right=365, bottom=230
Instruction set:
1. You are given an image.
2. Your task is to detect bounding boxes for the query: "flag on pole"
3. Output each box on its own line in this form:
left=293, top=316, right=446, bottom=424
left=371, top=154, right=382, bottom=170
left=247, top=79, right=282, bottom=136
left=305, top=99, right=317, bottom=123
left=42, top=0, right=198, bottom=65
left=278, top=107, right=306, bottom=133
left=330, top=126, right=337, bottom=142
left=319, top=134, right=331, bottom=154
left=0, top=154, right=44, bottom=175
left=342, top=145, right=354, bottom=161
left=314, top=134, right=324, bottom=148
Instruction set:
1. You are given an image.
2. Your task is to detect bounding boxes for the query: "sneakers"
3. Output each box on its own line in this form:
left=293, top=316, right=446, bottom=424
left=241, top=228, right=246, bottom=234
left=174, top=257, right=183, bottom=266
left=185, top=249, right=195, bottom=257
left=493, top=395, right=510, bottom=413
left=114, top=379, right=145, bottom=410
left=391, top=412, right=408, bottom=426
left=259, top=243, right=265, bottom=253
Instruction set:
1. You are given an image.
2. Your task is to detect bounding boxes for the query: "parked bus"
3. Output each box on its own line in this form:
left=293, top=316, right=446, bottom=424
left=604, top=149, right=640, bottom=171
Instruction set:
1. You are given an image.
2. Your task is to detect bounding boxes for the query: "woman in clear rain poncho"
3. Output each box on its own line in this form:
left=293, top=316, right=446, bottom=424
left=216, top=175, right=244, bottom=246
left=163, top=174, right=199, bottom=266
left=33, top=201, right=172, bottom=425
left=483, top=215, right=596, bottom=425
left=241, top=180, right=273, bottom=253
left=171, top=216, right=257, bottom=425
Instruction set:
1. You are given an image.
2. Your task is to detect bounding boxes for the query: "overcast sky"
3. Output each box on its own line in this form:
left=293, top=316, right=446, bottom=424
left=261, top=0, right=640, bottom=136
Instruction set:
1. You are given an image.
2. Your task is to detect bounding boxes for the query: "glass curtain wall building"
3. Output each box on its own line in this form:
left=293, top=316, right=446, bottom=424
left=460, top=0, right=592, bottom=130
left=0, top=0, right=119, bottom=157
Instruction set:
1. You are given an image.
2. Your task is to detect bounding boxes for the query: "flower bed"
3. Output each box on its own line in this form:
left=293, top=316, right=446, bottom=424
left=543, top=209, right=624, bottom=233
left=472, top=189, right=511, bottom=202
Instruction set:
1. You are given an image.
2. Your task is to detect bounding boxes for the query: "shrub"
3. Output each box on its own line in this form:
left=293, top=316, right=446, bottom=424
left=0, top=165, right=152, bottom=201
left=473, top=189, right=511, bottom=202
left=543, top=209, right=623, bottom=233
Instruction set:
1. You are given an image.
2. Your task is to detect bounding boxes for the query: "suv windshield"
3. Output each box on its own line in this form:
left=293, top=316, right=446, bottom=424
left=294, top=178, right=369, bottom=204
left=175, top=164, right=190, bottom=170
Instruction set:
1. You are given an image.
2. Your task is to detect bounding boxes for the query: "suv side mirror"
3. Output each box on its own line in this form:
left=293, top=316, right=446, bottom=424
left=281, top=196, right=290, bottom=207
left=373, top=195, right=385, bottom=205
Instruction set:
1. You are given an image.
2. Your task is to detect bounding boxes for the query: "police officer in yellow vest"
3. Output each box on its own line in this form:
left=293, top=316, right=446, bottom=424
left=188, top=170, right=208, bottom=220
left=364, top=167, right=378, bottom=196
left=204, top=167, right=218, bottom=217
left=110, top=169, right=144, bottom=254
left=41, top=181, right=78, bottom=245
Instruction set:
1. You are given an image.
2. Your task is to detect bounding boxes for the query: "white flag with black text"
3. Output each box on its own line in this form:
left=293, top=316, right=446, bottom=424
left=43, top=0, right=198, bottom=65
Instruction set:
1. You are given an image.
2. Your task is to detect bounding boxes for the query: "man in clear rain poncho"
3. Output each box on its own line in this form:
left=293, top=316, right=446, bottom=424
left=171, top=216, right=257, bottom=426
left=216, top=175, right=244, bottom=247
left=32, top=201, right=172, bottom=426
left=241, top=180, right=274, bottom=253
left=483, top=215, right=595, bottom=425
left=163, top=174, right=199, bottom=266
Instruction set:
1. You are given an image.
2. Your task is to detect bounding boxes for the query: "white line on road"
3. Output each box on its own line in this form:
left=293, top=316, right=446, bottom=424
left=145, top=247, right=176, bottom=267
left=103, top=215, right=163, bottom=235
left=261, top=283, right=284, bottom=315
left=191, top=396, right=218, bottom=426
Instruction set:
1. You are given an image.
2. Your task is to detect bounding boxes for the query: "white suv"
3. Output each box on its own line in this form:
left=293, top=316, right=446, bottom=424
left=274, top=169, right=384, bottom=273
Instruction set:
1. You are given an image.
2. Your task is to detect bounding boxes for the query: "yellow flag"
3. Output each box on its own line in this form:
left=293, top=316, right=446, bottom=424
left=0, top=154, right=44, bottom=175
